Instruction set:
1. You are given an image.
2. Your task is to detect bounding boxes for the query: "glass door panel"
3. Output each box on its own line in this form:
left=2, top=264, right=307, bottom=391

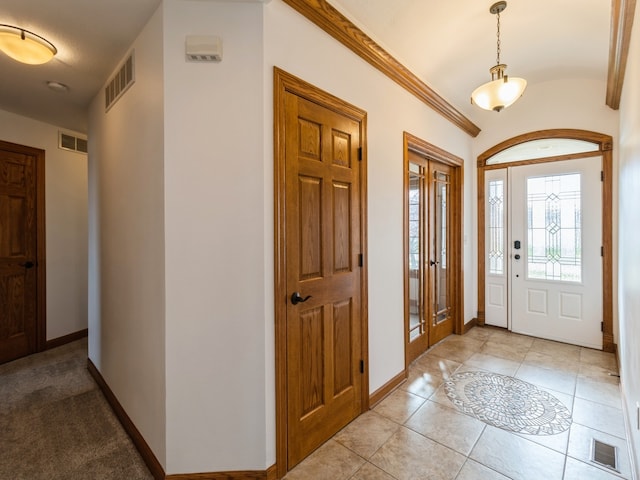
left=407, top=161, right=427, bottom=350
left=433, top=173, right=449, bottom=325
left=484, top=169, right=508, bottom=327
left=429, top=165, right=454, bottom=345
left=526, top=173, right=582, bottom=282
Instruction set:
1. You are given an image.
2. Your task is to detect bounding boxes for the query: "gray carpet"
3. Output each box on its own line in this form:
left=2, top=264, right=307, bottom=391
left=0, top=339, right=154, bottom=480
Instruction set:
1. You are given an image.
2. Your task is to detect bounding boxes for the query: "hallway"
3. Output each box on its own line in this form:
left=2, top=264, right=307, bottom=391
left=0, top=339, right=153, bottom=480
left=0, top=327, right=630, bottom=479
left=284, top=327, right=630, bottom=479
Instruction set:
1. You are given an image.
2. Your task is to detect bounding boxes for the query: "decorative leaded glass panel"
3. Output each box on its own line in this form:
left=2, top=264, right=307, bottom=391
left=527, top=173, right=581, bottom=282
left=488, top=180, right=504, bottom=275
left=434, top=172, right=449, bottom=325
left=408, top=168, right=424, bottom=341
left=408, top=175, right=421, bottom=271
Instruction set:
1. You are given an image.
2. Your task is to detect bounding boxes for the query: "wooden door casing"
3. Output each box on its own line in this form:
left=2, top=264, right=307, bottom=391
left=0, top=140, right=45, bottom=364
left=476, top=129, right=614, bottom=352
left=275, top=68, right=368, bottom=476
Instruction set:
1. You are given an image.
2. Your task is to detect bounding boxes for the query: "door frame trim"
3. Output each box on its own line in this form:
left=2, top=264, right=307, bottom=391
left=0, top=139, right=47, bottom=353
left=273, top=67, right=369, bottom=478
left=476, top=129, right=614, bottom=352
left=403, top=132, right=464, bottom=368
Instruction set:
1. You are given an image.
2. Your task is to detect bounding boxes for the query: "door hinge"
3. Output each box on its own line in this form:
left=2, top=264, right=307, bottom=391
left=357, top=147, right=362, bottom=161
left=601, top=171, right=604, bottom=181
left=358, top=253, right=363, bottom=267
left=601, top=246, right=604, bottom=257
left=359, top=360, right=364, bottom=373
left=601, top=321, right=604, bottom=332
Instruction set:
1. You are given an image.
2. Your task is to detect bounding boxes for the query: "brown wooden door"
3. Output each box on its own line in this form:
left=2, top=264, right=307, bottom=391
left=406, top=153, right=429, bottom=362
left=283, top=90, right=364, bottom=468
left=0, top=145, right=39, bottom=364
left=427, top=161, right=454, bottom=345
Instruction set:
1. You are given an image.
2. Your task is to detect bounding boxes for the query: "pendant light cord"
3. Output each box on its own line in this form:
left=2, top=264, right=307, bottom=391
left=496, top=9, right=501, bottom=65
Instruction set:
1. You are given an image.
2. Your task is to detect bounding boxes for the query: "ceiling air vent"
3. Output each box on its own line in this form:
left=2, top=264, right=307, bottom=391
left=59, top=132, right=88, bottom=154
left=105, top=51, right=135, bottom=112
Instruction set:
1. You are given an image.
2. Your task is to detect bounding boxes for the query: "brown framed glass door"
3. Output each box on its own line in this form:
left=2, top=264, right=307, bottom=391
left=404, top=138, right=461, bottom=366
left=428, top=162, right=454, bottom=345
left=406, top=159, right=428, bottom=362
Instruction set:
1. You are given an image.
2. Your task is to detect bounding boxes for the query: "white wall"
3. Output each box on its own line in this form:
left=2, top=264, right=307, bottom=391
left=617, top=3, right=640, bottom=475
left=161, top=0, right=474, bottom=473
left=162, top=0, right=267, bottom=474
left=265, top=0, right=474, bottom=404
left=87, top=5, right=167, bottom=468
left=90, top=0, right=482, bottom=474
left=471, top=77, right=620, bottom=340
left=87, top=0, right=637, bottom=476
left=0, top=109, right=88, bottom=341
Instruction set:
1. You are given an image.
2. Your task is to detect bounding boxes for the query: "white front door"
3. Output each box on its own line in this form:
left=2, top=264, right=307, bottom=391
left=509, top=157, right=603, bottom=348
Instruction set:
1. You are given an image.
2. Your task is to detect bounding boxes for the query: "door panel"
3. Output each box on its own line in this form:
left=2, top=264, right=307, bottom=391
left=333, top=299, right=353, bottom=394
left=406, top=159, right=428, bottom=361
left=298, top=175, right=322, bottom=278
left=284, top=91, right=363, bottom=468
left=298, top=306, right=324, bottom=415
left=428, top=163, right=454, bottom=345
left=0, top=148, right=38, bottom=363
left=510, top=158, right=602, bottom=348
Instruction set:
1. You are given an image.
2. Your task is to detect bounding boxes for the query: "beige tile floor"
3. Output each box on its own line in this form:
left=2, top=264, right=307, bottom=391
left=284, top=326, right=632, bottom=480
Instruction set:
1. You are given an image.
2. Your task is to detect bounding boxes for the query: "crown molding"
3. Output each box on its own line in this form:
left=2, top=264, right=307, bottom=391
left=606, top=0, right=637, bottom=109
left=281, top=0, right=481, bottom=137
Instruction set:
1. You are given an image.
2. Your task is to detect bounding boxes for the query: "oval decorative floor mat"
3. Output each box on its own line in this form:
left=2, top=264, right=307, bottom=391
left=444, top=371, right=572, bottom=435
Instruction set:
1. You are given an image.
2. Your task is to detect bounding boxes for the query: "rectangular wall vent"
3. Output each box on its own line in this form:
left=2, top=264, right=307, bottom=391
left=105, top=51, right=135, bottom=112
left=186, top=36, right=222, bottom=63
left=59, top=132, right=88, bottom=154
left=187, top=53, right=221, bottom=62
left=592, top=439, right=619, bottom=472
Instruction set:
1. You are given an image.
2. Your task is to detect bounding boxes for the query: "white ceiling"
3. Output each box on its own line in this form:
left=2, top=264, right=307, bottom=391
left=0, top=0, right=161, bottom=132
left=0, top=0, right=612, bottom=133
left=330, top=0, right=612, bottom=127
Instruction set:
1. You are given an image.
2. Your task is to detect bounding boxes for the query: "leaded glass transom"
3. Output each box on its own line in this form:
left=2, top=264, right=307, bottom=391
left=486, top=139, right=598, bottom=165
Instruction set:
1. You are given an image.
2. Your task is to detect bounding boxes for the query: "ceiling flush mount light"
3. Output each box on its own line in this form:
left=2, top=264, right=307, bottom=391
left=46, top=81, right=69, bottom=93
left=0, top=24, right=57, bottom=65
left=471, top=1, right=526, bottom=112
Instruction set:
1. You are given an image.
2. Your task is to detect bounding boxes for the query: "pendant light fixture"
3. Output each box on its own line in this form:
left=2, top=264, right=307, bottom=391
left=0, top=24, right=57, bottom=65
left=470, top=1, right=526, bottom=112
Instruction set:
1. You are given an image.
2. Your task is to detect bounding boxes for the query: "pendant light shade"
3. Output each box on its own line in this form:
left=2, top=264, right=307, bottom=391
left=471, top=2, right=526, bottom=112
left=471, top=64, right=527, bottom=112
left=0, top=24, right=57, bottom=65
